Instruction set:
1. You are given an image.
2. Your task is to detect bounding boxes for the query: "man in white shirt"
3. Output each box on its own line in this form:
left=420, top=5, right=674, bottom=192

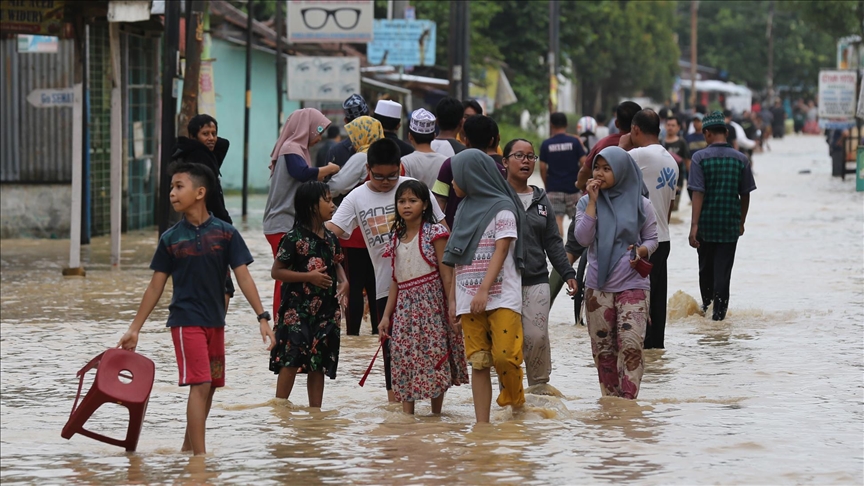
left=325, top=138, right=445, bottom=402
left=401, top=108, right=448, bottom=189
left=627, top=109, right=679, bottom=350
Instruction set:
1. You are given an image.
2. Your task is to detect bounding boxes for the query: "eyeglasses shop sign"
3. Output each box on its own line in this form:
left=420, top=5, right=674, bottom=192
left=287, top=0, right=374, bottom=44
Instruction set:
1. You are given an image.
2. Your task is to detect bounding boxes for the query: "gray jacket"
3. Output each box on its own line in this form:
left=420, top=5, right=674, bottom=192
left=521, top=186, right=577, bottom=286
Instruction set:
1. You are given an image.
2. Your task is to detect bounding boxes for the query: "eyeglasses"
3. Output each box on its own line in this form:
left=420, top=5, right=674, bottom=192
left=506, top=152, right=539, bottom=162
left=369, top=172, right=400, bottom=181
left=300, top=8, right=362, bottom=31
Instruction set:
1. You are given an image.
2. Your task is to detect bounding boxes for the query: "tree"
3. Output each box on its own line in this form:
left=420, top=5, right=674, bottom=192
left=788, top=0, right=864, bottom=40
left=560, top=1, right=680, bottom=115
left=674, top=1, right=836, bottom=96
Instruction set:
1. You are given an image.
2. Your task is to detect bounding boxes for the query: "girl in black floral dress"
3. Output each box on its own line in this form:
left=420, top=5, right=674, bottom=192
left=270, top=181, right=347, bottom=407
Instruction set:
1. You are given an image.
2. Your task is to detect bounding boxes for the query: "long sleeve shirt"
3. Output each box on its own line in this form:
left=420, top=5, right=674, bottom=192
left=574, top=196, right=658, bottom=293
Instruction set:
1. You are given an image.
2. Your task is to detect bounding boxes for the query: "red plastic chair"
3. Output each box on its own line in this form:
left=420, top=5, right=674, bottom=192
left=61, top=349, right=155, bottom=452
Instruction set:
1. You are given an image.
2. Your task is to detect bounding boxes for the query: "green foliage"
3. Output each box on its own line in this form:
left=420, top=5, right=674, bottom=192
left=786, top=0, right=864, bottom=40
left=561, top=1, right=680, bottom=111
left=498, top=122, right=543, bottom=152
left=674, top=1, right=836, bottom=93
left=412, top=0, right=503, bottom=70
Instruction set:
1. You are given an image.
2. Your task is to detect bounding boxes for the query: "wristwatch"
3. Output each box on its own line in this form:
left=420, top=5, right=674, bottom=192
left=257, top=311, right=271, bottom=322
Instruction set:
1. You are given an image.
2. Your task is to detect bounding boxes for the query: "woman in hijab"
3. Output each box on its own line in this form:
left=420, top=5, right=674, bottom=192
left=443, top=148, right=525, bottom=423
left=326, top=116, right=386, bottom=336
left=264, top=108, right=341, bottom=317
left=328, top=116, right=385, bottom=197
left=574, top=146, right=658, bottom=399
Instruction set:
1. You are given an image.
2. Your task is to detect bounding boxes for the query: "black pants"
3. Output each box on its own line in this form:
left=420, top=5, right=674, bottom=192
left=376, top=297, right=392, bottom=391
left=697, top=239, right=738, bottom=308
left=573, top=252, right=588, bottom=324
left=344, top=247, right=379, bottom=335
left=644, top=242, right=670, bottom=349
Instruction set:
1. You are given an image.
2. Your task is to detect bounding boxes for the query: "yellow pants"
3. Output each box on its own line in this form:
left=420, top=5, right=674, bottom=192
left=461, top=308, right=525, bottom=408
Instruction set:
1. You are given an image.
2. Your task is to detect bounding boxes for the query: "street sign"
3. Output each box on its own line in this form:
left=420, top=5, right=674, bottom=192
left=367, top=19, right=436, bottom=66
left=287, top=0, right=374, bottom=44
left=17, top=34, right=58, bottom=53
left=26, top=88, right=74, bottom=108
left=818, top=70, right=857, bottom=119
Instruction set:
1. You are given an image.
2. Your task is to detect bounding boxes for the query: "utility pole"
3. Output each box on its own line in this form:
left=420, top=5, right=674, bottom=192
left=460, top=0, right=470, bottom=100
left=548, top=0, right=559, bottom=117
left=766, top=0, right=775, bottom=105
left=689, top=0, right=698, bottom=109
left=275, top=0, right=284, bottom=135
left=448, top=2, right=460, bottom=98
left=159, top=0, right=181, bottom=235
left=242, top=0, right=253, bottom=218
left=178, top=0, right=204, bottom=137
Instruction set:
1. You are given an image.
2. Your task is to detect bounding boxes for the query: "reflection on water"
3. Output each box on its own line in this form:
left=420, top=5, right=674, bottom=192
left=1, top=136, right=862, bottom=484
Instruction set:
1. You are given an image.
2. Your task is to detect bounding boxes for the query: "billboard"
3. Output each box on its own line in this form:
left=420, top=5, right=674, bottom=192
left=287, top=56, right=360, bottom=101
left=367, top=19, right=436, bottom=66
left=0, top=0, right=65, bottom=36
left=287, top=0, right=374, bottom=44
left=818, top=70, right=857, bottom=120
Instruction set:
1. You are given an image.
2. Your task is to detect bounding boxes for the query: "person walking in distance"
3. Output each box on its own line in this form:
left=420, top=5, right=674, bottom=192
left=540, top=112, right=587, bottom=237
left=688, top=111, right=757, bottom=321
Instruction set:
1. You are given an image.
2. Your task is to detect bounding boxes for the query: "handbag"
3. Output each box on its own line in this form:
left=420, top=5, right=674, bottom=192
left=634, top=257, right=653, bottom=278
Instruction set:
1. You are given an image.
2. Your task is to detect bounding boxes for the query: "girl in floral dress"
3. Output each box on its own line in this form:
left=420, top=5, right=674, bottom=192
left=378, top=180, right=469, bottom=415
left=270, top=181, right=348, bottom=408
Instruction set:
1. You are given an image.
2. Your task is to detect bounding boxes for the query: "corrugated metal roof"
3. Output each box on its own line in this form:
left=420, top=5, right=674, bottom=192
left=0, top=38, right=75, bottom=183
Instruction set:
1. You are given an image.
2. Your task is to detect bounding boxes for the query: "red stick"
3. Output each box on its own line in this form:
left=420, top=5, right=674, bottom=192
left=358, top=343, right=382, bottom=387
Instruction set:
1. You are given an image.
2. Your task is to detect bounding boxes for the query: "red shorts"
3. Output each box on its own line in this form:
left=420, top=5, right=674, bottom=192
left=171, top=326, right=225, bottom=387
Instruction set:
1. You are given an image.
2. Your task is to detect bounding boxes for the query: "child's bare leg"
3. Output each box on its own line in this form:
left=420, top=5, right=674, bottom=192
left=472, top=368, right=492, bottom=423
left=387, top=390, right=396, bottom=403
left=430, top=392, right=445, bottom=414
left=182, top=387, right=216, bottom=452
left=402, top=400, right=415, bottom=415
left=182, top=383, right=212, bottom=455
left=307, top=371, right=325, bottom=408
left=276, top=367, right=299, bottom=399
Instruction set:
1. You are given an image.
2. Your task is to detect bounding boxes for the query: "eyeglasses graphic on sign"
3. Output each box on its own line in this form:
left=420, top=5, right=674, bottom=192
left=301, top=8, right=362, bottom=30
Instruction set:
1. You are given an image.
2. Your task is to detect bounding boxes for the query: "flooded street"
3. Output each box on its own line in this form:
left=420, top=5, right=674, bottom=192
left=1, top=135, right=861, bottom=484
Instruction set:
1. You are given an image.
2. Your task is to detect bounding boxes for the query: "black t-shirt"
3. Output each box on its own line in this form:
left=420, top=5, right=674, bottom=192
left=384, top=131, right=415, bottom=157
left=663, top=138, right=691, bottom=162
left=725, top=124, right=737, bottom=145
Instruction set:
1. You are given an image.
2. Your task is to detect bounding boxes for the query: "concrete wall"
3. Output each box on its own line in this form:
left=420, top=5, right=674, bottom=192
left=1, top=184, right=71, bottom=239
left=210, top=39, right=301, bottom=193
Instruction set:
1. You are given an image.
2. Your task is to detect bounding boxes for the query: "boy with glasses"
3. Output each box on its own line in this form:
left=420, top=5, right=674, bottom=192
left=325, top=139, right=445, bottom=402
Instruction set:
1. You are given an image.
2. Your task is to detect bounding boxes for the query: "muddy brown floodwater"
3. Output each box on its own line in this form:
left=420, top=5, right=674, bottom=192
left=1, top=135, right=862, bottom=484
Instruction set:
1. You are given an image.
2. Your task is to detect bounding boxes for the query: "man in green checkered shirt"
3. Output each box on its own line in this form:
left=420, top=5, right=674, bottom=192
left=688, top=111, right=757, bottom=321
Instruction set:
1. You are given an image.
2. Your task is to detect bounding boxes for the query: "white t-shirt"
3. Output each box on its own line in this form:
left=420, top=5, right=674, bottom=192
left=517, top=191, right=533, bottom=211
left=629, top=144, right=679, bottom=242
left=329, top=176, right=445, bottom=299
left=454, top=210, right=521, bottom=316
left=401, top=151, right=448, bottom=189
left=328, top=152, right=367, bottom=197
left=431, top=139, right=457, bottom=157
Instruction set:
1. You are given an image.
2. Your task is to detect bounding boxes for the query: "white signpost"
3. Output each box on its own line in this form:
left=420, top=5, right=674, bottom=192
left=818, top=70, right=857, bottom=119
left=26, top=88, right=75, bottom=108
left=287, top=0, right=374, bottom=44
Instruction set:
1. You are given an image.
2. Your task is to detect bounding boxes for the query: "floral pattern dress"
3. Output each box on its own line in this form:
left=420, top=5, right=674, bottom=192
left=383, top=223, right=469, bottom=402
left=269, top=226, right=343, bottom=379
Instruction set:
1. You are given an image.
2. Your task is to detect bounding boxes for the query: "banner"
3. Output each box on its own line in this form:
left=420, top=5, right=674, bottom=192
left=287, top=0, right=373, bottom=44
left=287, top=56, right=360, bottom=101
left=1, top=0, right=65, bottom=36
left=818, top=70, right=857, bottom=119
left=367, top=20, right=436, bottom=66
left=198, top=61, right=217, bottom=117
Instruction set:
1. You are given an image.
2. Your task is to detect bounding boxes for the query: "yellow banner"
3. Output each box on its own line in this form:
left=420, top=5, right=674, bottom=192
left=1, top=1, right=65, bottom=36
